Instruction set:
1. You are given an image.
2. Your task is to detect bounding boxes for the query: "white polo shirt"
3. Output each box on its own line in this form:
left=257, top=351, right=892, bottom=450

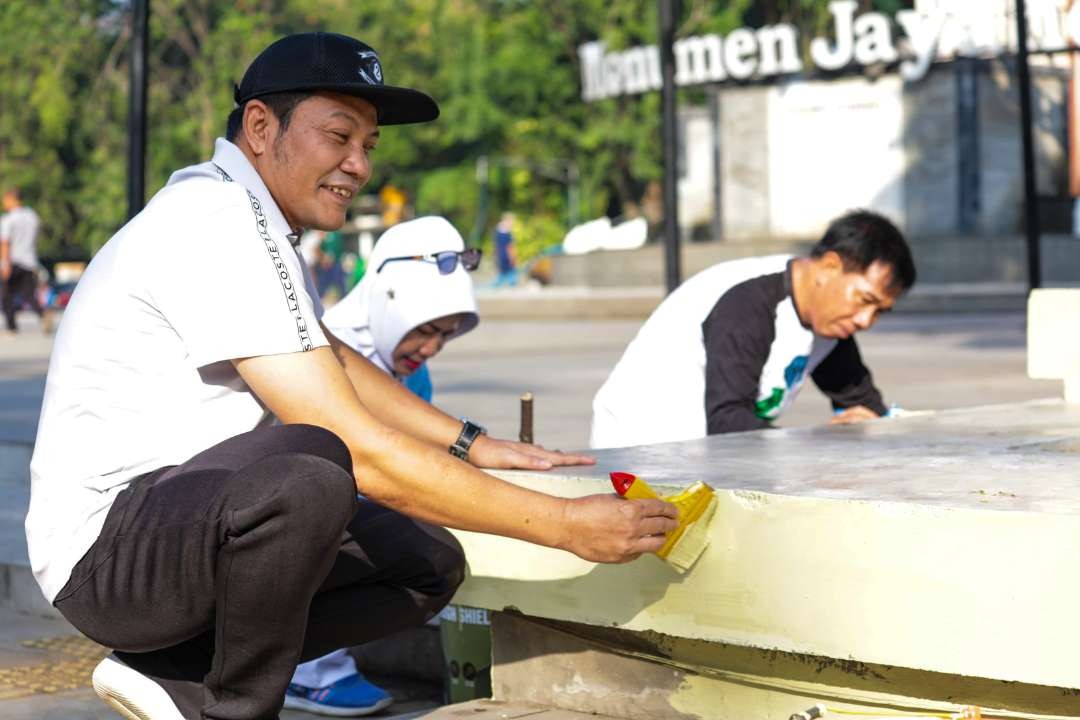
left=26, top=138, right=328, bottom=603
left=590, top=255, right=838, bottom=448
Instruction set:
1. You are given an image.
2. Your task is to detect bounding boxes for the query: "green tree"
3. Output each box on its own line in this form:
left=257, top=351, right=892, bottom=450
left=0, top=1, right=907, bottom=264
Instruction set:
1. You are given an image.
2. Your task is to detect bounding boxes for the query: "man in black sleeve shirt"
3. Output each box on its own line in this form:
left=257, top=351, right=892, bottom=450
left=590, top=210, right=916, bottom=448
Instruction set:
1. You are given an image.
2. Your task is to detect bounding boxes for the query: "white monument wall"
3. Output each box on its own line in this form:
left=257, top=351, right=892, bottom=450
left=766, top=76, right=906, bottom=238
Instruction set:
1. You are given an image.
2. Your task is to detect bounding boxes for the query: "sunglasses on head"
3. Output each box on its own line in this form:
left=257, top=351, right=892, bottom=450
left=376, top=247, right=483, bottom=275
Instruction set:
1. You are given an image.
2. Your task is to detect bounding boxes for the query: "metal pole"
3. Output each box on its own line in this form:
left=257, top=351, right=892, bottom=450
left=1015, top=0, right=1042, bottom=289
left=519, top=392, right=534, bottom=445
left=567, top=163, right=581, bottom=229
left=127, top=0, right=150, bottom=221
left=709, top=86, right=723, bottom=242
left=659, top=0, right=682, bottom=293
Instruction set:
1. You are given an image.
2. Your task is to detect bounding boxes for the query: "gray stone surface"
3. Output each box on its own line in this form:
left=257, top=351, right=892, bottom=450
left=542, top=235, right=1080, bottom=291
left=902, top=64, right=958, bottom=238
left=513, top=399, right=1080, bottom=514
left=720, top=85, right=771, bottom=238
left=491, top=613, right=693, bottom=720
left=544, top=238, right=812, bottom=289
left=667, top=60, right=1072, bottom=244
left=975, top=59, right=1071, bottom=235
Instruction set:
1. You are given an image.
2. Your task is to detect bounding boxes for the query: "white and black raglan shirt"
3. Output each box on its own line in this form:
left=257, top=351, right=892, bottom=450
left=27, top=138, right=327, bottom=603
left=590, top=255, right=885, bottom=449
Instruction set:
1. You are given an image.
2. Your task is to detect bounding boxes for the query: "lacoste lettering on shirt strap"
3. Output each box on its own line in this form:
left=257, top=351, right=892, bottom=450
left=214, top=160, right=313, bottom=352
left=244, top=189, right=313, bottom=352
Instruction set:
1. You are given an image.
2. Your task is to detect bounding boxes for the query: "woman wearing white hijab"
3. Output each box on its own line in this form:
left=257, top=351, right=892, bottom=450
left=323, top=215, right=479, bottom=392
left=285, top=216, right=480, bottom=716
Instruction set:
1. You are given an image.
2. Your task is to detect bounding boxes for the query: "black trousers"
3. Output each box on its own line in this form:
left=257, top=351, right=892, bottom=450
left=1, top=263, right=42, bottom=331
left=54, top=424, right=466, bottom=720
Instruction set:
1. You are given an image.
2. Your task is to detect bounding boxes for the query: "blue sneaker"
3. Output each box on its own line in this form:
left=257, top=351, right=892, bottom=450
left=283, top=673, right=393, bottom=717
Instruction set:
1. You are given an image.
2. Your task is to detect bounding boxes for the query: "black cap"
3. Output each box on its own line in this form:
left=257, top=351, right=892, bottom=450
left=234, top=32, right=439, bottom=126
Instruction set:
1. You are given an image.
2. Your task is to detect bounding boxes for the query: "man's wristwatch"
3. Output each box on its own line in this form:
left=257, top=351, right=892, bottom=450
left=449, top=419, right=486, bottom=461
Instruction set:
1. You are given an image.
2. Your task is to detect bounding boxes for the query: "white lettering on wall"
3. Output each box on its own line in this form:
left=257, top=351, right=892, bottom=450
left=675, top=35, right=726, bottom=85
left=756, top=24, right=803, bottom=76
left=810, top=0, right=857, bottom=71
left=853, top=11, right=898, bottom=65
left=624, top=46, right=662, bottom=93
left=578, top=41, right=605, bottom=102
left=579, top=0, right=1074, bottom=101
left=896, top=9, right=943, bottom=82
left=723, top=28, right=759, bottom=80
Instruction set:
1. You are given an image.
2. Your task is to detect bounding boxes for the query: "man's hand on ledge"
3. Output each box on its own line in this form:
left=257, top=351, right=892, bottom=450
left=470, top=434, right=595, bottom=470
left=559, top=494, right=679, bottom=563
left=829, top=405, right=881, bottom=426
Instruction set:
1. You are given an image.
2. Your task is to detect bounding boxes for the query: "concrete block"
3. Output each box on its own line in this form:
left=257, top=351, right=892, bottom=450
left=721, top=86, right=771, bottom=239
left=902, top=67, right=957, bottom=237
left=1027, top=288, right=1080, bottom=400
left=491, top=613, right=694, bottom=720
left=476, top=287, right=663, bottom=321
left=450, top=401, right=1080, bottom=715
left=488, top=612, right=1080, bottom=720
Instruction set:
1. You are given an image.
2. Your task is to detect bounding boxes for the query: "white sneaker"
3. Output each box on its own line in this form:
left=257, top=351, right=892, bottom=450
left=92, top=655, right=185, bottom=720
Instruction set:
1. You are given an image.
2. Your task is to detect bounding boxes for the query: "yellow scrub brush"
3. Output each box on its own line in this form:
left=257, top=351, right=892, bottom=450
left=610, top=471, right=718, bottom=573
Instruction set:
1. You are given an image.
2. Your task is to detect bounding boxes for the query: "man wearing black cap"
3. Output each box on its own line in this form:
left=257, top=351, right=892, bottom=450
left=25, top=32, right=678, bottom=720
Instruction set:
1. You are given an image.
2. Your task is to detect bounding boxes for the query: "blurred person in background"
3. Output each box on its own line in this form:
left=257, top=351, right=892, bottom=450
left=316, top=228, right=347, bottom=303
left=289, top=215, right=480, bottom=716
left=379, top=184, right=408, bottom=228
left=300, top=227, right=349, bottom=305
left=491, top=212, right=518, bottom=287
left=1, top=187, right=44, bottom=335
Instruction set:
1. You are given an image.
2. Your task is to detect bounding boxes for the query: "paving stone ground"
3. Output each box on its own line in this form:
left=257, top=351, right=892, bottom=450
left=0, top=609, right=443, bottom=719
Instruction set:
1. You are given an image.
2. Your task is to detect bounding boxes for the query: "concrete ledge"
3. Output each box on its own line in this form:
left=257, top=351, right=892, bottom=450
left=474, top=283, right=1030, bottom=321
left=489, top=612, right=1080, bottom=720
left=450, top=401, right=1080, bottom=716
left=544, top=235, right=1080, bottom=290
left=476, top=287, right=663, bottom=320
left=1028, top=288, right=1080, bottom=402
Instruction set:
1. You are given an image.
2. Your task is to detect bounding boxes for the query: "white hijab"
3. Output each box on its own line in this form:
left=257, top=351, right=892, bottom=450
left=322, top=216, right=480, bottom=374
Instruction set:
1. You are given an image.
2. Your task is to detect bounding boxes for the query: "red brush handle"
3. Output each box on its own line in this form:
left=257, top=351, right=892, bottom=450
left=609, top=471, right=636, bottom=496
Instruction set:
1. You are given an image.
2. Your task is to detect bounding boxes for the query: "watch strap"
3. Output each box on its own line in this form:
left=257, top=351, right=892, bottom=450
left=449, top=420, right=485, bottom=461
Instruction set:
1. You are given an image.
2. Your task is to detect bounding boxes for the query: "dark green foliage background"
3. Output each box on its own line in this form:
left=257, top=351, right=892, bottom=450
left=0, top=0, right=904, bottom=262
